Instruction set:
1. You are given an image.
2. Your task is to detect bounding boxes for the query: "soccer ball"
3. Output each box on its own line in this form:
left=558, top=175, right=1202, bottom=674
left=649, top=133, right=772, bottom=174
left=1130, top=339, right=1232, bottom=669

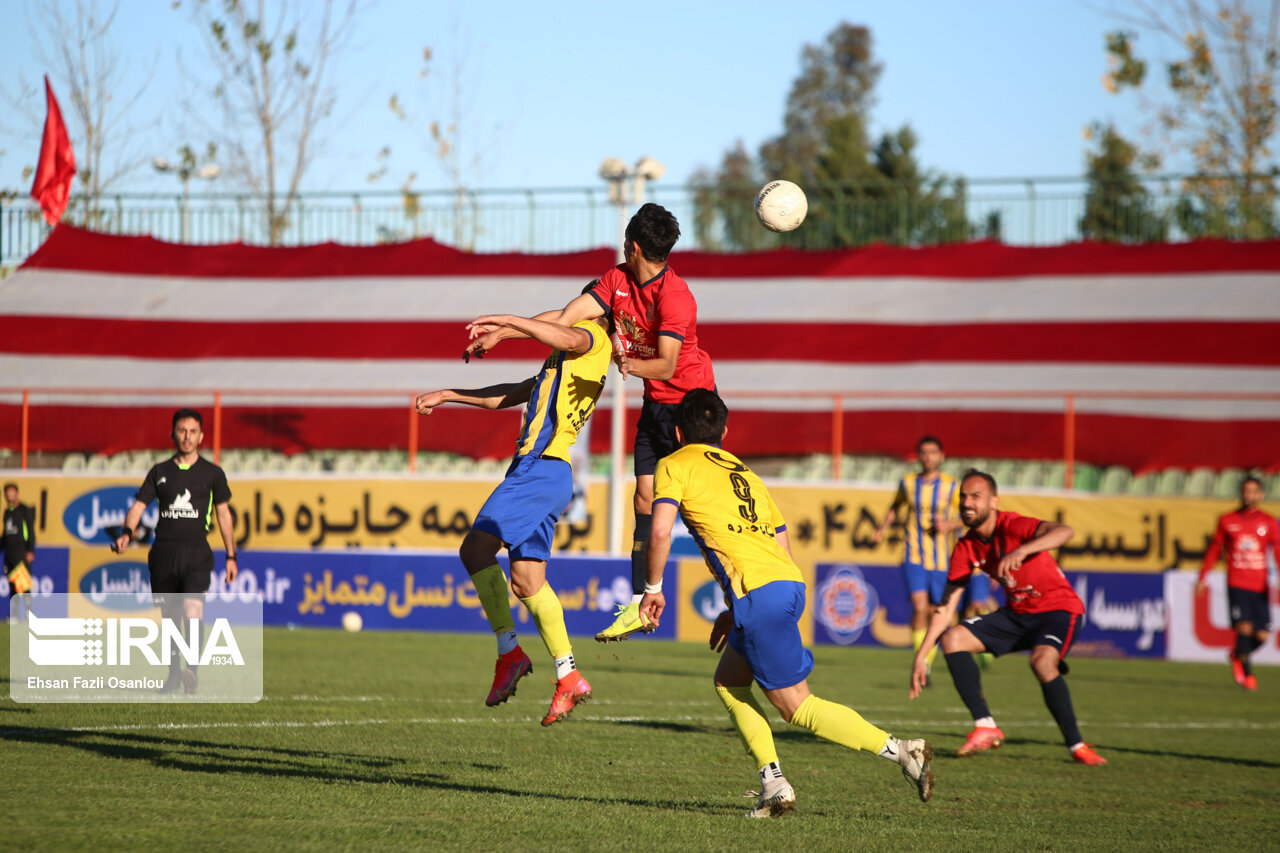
left=341, top=611, right=363, bottom=632
left=754, top=180, right=808, bottom=232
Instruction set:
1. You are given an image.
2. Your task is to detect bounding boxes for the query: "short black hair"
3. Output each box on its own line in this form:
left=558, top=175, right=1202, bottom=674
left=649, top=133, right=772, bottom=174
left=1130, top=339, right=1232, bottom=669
left=675, top=389, right=728, bottom=446
left=625, top=203, right=680, bottom=263
left=2, top=482, right=16, bottom=492
left=961, top=468, right=998, bottom=495
left=917, top=435, right=943, bottom=453
left=172, top=408, right=203, bottom=430
left=1243, top=475, right=1264, bottom=490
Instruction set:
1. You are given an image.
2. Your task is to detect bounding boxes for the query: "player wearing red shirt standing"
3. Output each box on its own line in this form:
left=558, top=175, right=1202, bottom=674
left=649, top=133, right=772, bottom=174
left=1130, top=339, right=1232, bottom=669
left=1197, top=476, right=1279, bottom=691
left=909, top=469, right=1107, bottom=766
left=466, top=203, right=716, bottom=641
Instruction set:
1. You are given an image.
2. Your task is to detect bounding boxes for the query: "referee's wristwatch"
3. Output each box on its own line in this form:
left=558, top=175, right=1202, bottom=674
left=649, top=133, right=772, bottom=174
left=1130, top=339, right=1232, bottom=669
left=226, top=553, right=237, bottom=561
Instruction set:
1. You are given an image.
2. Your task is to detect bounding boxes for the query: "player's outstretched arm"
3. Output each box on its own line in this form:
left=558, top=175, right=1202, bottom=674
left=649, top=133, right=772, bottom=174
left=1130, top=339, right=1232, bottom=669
left=415, top=379, right=534, bottom=414
left=910, top=582, right=965, bottom=699
left=464, top=294, right=602, bottom=358
left=639, top=501, right=678, bottom=629
left=468, top=314, right=595, bottom=354
left=995, top=520, right=1074, bottom=579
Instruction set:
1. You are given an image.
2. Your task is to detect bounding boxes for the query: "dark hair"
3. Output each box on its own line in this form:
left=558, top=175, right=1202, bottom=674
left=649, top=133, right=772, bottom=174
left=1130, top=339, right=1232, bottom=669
left=625, top=203, right=680, bottom=262
left=917, top=435, right=943, bottom=453
left=172, top=408, right=203, bottom=430
left=1243, top=475, right=1264, bottom=490
left=961, top=468, right=998, bottom=495
left=2, top=482, right=16, bottom=492
left=676, top=389, right=728, bottom=446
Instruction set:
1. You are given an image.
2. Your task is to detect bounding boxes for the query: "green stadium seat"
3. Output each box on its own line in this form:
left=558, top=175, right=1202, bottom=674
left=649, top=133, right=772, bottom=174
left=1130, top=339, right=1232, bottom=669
left=85, top=454, right=109, bottom=472
left=1267, top=472, right=1280, bottom=498
left=1069, top=463, right=1100, bottom=491
left=1098, top=465, right=1132, bottom=494
left=1183, top=467, right=1216, bottom=498
left=1213, top=468, right=1246, bottom=499
left=61, top=453, right=87, bottom=472
left=1128, top=472, right=1159, bottom=495
left=1014, top=462, right=1045, bottom=489
left=988, top=460, right=1017, bottom=488
left=105, top=454, right=131, bottom=473
left=1155, top=468, right=1187, bottom=495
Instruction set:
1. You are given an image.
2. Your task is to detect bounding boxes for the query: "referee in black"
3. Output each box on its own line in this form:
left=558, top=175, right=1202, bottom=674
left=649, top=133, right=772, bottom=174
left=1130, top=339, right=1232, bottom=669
left=112, top=408, right=237, bottom=694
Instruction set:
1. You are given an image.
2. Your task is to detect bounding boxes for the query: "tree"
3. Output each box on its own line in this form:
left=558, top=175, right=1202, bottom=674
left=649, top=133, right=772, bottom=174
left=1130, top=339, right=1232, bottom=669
left=180, top=0, right=358, bottom=244
left=1102, top=1, right=1280, bottom=238
left=692, top=22, right=981, bottom=250
left=0, top=0, right=154, bottom=225
left=1079, top=123, right=1170, bottom=242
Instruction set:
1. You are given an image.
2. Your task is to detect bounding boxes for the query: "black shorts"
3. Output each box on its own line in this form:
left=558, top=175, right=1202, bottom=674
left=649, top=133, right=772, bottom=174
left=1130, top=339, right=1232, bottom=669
left=959, top=608, right=1083, bottom=658
left=148, top=540, right=214, bottom=597
left=634, top=398, right=680, bottom=477
left=1228, top=587, right=1271, bottom=631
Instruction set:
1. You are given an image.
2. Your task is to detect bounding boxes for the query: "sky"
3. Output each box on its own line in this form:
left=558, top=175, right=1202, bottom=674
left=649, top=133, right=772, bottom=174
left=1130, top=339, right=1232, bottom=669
left=0, top=0, right=1156, bottom=196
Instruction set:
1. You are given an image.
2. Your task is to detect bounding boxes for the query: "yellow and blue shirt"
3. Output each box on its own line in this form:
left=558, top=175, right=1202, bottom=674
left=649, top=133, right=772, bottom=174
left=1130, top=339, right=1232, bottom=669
left=889, top=471, right=960, bottom=570
left=514, top=319, right=610, bottom=462
left=654, top=443, right=801, bottom=601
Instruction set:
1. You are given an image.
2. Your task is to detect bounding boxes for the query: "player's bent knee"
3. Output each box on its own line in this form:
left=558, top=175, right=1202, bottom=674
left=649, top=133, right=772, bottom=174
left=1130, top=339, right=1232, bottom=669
left=1236, top=621, right=1255, bottom=635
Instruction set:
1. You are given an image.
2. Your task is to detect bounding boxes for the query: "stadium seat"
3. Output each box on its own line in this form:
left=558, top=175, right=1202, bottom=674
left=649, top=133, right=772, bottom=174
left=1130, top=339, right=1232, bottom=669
left=61, top=453, right=87, bottom=472
left=105, top=453, right=131, bottom=473
left=1267, top=472, right=1280, bottom=498
left=1155, top=468, right=1187, bottom=496
left=1069, top=463, right=1100, bottom=491
left=1183, top=467, right=1216, bottom=498
left=1098, top=465, right=1132, bottom=494
left=285, top=453, right=322, bottom=473
left=1128, top=472, right=1159, bottom=495
left=1213, top=468, right=1246, bottom=499
left=988, top=459, right=1017, bottom=488
left=1014, top=462, right=1045, bottom=489
left=85, top=453, right=109, bottom=472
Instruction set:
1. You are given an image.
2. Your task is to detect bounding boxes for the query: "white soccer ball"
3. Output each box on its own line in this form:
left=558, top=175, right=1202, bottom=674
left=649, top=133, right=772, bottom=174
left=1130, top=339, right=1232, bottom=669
left=341, top=611, right=363, bottom=632
left=755, top=180, right=808, bottom=232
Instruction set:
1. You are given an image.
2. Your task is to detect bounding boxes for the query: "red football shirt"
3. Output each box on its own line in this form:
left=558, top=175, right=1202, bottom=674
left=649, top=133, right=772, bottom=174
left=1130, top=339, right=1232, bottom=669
left=949, top=511, right=1084, bottom=615
left=1198, top=507, right=1279, bottom=593
left=590, top=264, right=715, bottom=404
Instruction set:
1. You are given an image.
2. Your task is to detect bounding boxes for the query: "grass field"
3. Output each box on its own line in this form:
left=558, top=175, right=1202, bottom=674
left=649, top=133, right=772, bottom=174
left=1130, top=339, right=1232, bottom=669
left=3, top=627, right=1279, bottom=852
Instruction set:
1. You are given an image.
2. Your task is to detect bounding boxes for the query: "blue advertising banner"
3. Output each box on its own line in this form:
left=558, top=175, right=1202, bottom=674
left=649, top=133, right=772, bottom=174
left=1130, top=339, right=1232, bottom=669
left=207, top=549, right=676, bottom=639
left=813, top=562, right=1166, bottom=658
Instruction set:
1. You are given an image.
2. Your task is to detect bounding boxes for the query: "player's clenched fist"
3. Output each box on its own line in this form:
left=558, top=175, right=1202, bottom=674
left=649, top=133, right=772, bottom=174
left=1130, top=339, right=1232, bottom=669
left=415, top=390, right=448, bottom=414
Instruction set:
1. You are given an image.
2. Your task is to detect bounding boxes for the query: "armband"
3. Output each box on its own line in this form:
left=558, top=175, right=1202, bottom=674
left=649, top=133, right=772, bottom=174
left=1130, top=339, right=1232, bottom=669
left=644, top=580, right=663, bottom=595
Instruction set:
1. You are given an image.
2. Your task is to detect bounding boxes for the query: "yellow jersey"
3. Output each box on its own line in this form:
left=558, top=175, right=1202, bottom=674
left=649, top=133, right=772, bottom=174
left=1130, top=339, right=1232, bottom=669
left=515, top=320, right=610, bottom=461
left=654, top=443, right=802, bottom=601
left=889, top=471, right=960, bottom=571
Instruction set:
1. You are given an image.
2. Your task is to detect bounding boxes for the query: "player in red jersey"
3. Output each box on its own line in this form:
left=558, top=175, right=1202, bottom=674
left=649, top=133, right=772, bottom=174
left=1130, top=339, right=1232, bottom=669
left=465, top=203, right=716, bottom=641
left=909, top=469, right=1107, bottom=766
left=1197, top=476, right=1279, bottom=691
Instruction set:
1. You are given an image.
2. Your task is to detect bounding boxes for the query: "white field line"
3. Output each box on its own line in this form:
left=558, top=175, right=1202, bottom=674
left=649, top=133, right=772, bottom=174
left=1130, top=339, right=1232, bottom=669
left=6, top=716, right=1279, bottom=736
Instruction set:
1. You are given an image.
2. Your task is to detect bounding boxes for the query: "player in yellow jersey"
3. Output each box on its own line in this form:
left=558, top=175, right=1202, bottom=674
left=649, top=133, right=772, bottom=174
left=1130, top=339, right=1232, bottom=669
left=415, top=310, right=610, bottom=726
left=874, top=436, right=972, bottom=676
left=640, top=390, right=934, bottom=818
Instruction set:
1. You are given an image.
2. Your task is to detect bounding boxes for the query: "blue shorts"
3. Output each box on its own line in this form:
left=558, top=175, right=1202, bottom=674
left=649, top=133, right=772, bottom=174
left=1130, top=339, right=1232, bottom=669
left=964, top=571, right=995, bottom=607
left=472, top=455, right=572, bottom=562
left=902, top=562, right=948, bottom=605
left=727, top=580, right=815, bottom=691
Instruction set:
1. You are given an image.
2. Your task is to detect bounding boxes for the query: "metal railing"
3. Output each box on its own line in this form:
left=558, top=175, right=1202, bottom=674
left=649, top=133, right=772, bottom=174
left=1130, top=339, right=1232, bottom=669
left=4, top=174, right=1273, bottom=268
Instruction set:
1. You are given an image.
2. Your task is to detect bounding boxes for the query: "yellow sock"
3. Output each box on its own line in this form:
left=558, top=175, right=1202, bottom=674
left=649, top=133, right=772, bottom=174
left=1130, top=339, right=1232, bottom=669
left=716, top=685, right=778, bottom=769
left=789, top=694, right=890, bottom=754
left=519, top=582, right=572, bottom=660
left=925, top=642, right=939, bottom=669
left=471, top=564, right=515, bottom=635
left=911, top=628, right=926, bottom=654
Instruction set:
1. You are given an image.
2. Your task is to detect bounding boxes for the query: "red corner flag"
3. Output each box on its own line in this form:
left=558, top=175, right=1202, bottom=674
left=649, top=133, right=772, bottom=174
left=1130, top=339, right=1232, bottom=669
left=30, top=75, right=77, bottom=225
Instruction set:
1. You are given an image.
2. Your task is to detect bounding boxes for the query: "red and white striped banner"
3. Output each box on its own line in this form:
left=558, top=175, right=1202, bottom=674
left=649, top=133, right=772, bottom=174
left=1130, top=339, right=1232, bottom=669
left=3, top=226, right=1279, bottom=469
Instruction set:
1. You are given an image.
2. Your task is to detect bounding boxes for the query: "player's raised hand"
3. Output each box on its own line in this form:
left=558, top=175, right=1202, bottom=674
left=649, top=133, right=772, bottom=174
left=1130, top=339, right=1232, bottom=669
left=415, top=390, right=448, bottom=414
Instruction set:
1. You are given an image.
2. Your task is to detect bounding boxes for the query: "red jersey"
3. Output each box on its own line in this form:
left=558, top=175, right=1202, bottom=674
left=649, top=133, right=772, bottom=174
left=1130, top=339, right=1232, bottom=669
left=1198, top=507, right=1279, bottom=593
left=589, top=264, right=715, bottom=404
left=949, top=511, right=1084, bottom=616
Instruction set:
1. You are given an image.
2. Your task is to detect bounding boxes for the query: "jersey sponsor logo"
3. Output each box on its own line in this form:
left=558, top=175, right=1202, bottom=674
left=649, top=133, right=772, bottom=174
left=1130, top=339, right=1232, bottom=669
left=816, top=564, right=877, bottom=645
left=158, top=477, right=167, bottom=486
left=4, top=517, right=17, bottom=536
left=161, top=489, right=200, bottom=521
left=703, top=450, right=748, bottom=473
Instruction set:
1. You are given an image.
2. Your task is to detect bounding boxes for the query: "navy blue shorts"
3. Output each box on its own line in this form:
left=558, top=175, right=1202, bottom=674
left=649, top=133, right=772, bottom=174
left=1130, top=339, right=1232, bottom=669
left=634, top=398, right=680, bottom=477
left=727, top=580, right=815, bottom=691
left=1228, top=587, right=1271, bottom=631
left=472, top=455, right=572, bottom=562
left=902, top=562, right=948, bottom=605
left=958, top=608, right=1082, bottom=658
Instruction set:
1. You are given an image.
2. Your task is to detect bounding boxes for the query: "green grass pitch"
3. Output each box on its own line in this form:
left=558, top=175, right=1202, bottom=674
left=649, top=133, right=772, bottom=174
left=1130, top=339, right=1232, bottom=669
left=3, top=628, right=1279, bottom=851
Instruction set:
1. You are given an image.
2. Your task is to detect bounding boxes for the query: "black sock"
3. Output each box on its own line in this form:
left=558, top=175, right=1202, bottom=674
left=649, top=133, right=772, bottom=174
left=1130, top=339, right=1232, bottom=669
left=945, top=651, right=991, bottom=720
left=1248, top=634, right=1264, bottom=655
left=1237, top=633, right=1255, bottom=675
left=188, top=618, right=205, bottom=675
left=631, top=513, right=653, bottom=596
left=1040, top=676, right=1082, bottom=746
